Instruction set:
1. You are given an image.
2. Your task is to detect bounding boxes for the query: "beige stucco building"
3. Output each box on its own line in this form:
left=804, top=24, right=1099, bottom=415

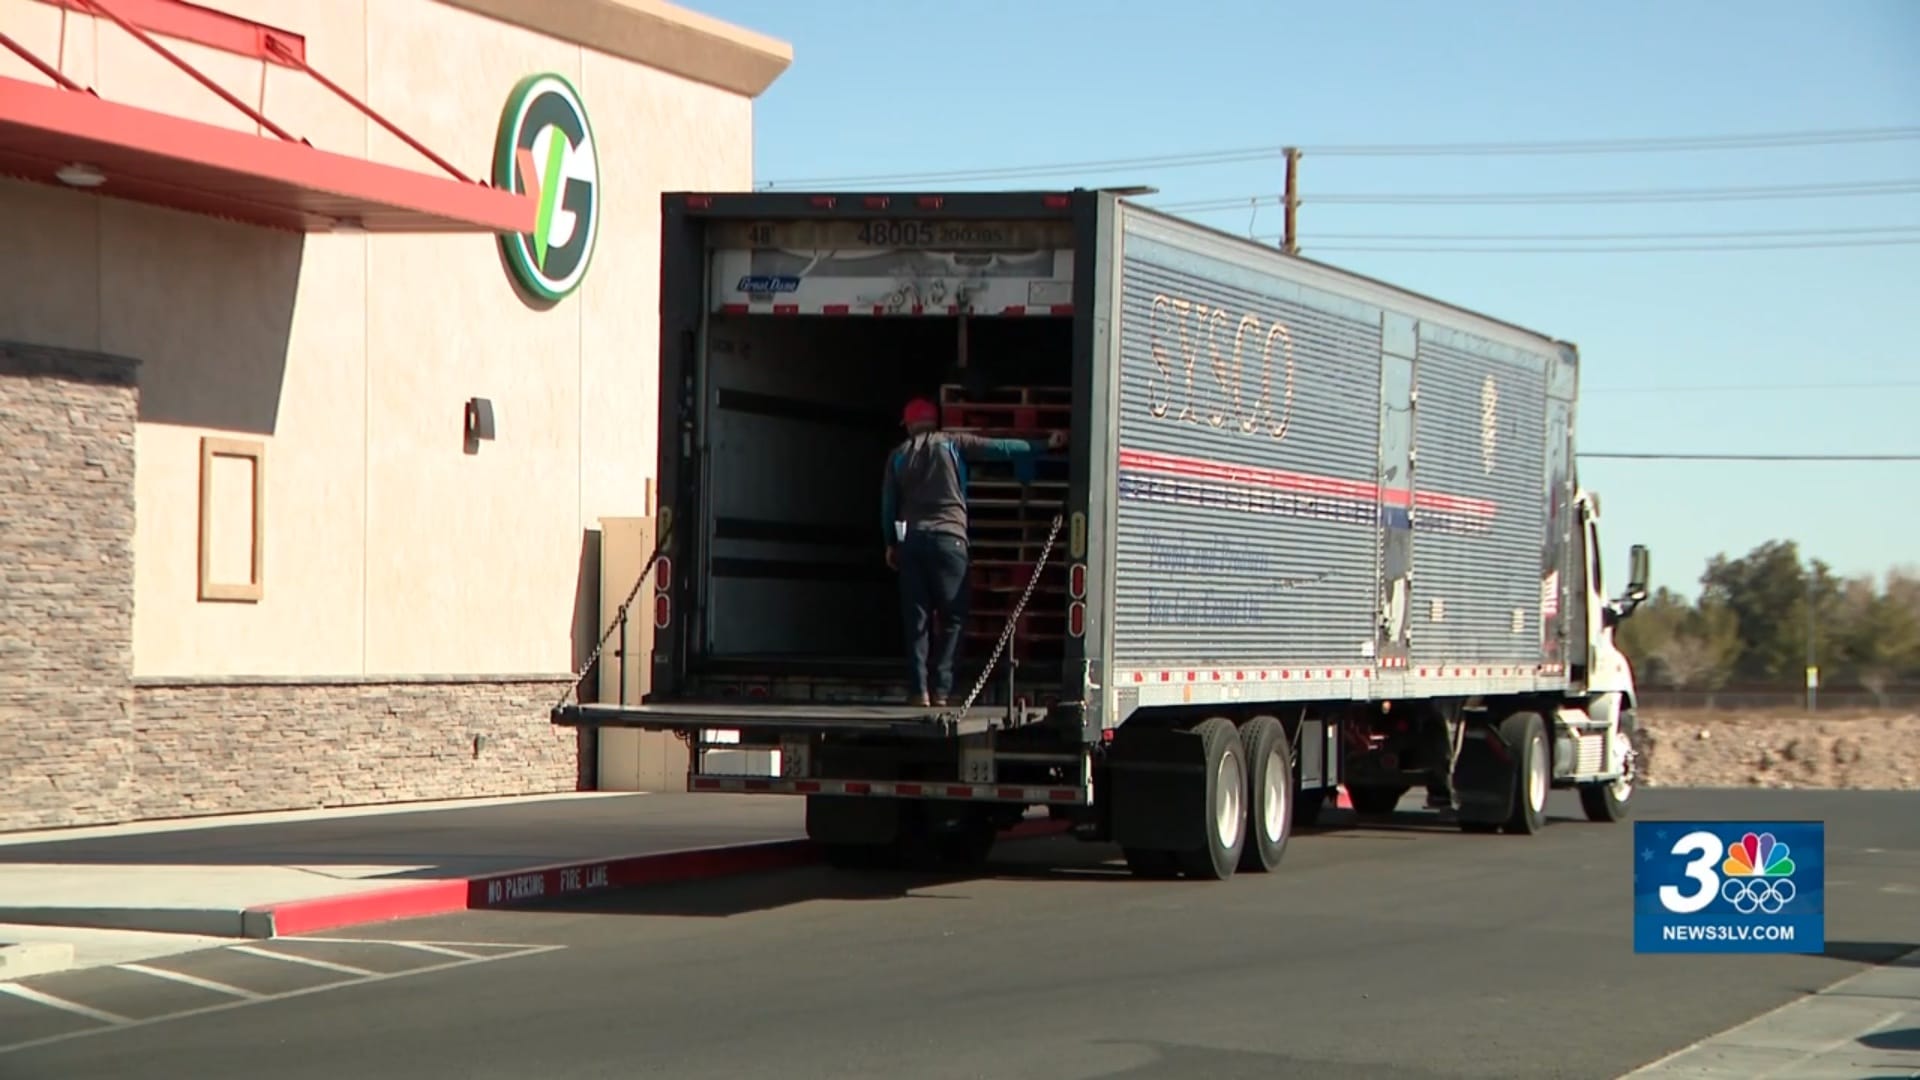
left=0, top=0, right=790, bottom=831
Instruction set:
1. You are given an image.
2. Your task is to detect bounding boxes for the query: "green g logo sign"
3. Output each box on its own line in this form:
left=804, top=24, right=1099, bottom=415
left=494, top=73, right=599, bottom=302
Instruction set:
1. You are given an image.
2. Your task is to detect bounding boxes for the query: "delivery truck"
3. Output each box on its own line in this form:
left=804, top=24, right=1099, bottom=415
left=552, top=187, right=1652, bottom=880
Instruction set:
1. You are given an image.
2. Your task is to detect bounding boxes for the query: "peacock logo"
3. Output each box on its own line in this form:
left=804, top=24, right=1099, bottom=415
left=1720, top=831, right=1796, bottom=914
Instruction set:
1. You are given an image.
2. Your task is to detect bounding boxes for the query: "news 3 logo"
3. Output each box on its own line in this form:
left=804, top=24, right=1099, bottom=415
left=1634, top=820, right=1824, bottom=954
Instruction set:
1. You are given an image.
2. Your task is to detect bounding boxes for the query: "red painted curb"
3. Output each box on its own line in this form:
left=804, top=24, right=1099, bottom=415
left=248, top=817, right=1075, bottom=936
left=262, top=879, right=468, bottom=937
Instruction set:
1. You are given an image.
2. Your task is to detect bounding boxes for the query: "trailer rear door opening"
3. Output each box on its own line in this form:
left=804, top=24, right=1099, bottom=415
left=664, top=205, right=1092, bottom=711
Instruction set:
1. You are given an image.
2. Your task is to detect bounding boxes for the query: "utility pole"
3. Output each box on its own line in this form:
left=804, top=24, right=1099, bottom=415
left=1282, top=146, right=1300, bottom=256
left=1805, top=567, right=1819, bottom=712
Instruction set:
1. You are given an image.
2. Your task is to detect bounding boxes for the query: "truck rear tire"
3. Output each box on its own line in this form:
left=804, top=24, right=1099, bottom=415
left=1236, top=715, right=1294, bottom=873
left=1178, top=717, right=1248, bottom=880
left=1503, top=711, right=1550, bottom=835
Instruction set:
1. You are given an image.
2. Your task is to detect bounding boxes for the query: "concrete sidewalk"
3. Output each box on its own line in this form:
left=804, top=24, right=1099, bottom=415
left=0, top=792, right=808, bottom=943
left=1624, top=946, right=1920, bottom=1078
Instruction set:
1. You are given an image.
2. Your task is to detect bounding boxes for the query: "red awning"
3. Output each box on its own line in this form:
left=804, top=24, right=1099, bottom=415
left=0, top=73, right=534, bottom=234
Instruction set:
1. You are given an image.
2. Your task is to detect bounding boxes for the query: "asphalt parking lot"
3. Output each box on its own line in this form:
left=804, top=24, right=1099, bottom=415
left=2, top=787, right=1915, bottom=1080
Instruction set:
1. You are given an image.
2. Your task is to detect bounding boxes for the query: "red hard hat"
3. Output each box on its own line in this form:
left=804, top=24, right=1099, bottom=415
left=901, top=398, right=938, bottom=425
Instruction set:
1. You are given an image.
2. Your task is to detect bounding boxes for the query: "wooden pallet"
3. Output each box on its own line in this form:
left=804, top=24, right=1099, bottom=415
left=939, top=384, right=1072, bottom=407
left=941, top=402, right=1070, bottom=433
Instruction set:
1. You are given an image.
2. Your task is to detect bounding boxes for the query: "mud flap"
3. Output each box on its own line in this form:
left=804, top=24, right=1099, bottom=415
left=806, top=794, right=908, bottom=846
left=1106, top=726, right=1208, bottom=851
left=1452, top=721, right=1517, bottom=825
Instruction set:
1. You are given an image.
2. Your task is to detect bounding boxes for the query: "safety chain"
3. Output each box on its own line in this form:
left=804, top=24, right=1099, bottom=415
left=553, top=522, right=674, bottom=713
left=947, top=511, right=1064, bottom=728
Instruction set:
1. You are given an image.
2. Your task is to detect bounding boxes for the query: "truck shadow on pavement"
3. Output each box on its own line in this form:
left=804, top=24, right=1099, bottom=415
left=1823, top=941, right=1920, bottom=966
left=1858, top=1027, right=1920, bottom=1052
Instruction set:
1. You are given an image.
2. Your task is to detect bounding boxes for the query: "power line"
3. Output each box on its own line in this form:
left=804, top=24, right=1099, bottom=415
left=1579, top=452, right=1920, bottom=461
left=1586, top=380, right=1920, bottom=395
left=1297, top=128, right=1920, bottom=158
left=1247, top=224, right=1920, bottom=243
left=755, top=126, right=1920, bottom=188
left=1295, top=237, right=1920, bottom=254
left=1158, top=179, right=1920, bottom=212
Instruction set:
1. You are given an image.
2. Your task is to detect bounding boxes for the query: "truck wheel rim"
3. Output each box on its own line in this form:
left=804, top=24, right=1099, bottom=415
left=1217, top=753, right=1244, bottom=851
left=1611, top=746, right=1636, bottom=802
left=1527, top=732, right=1548, bottom=812
left=1262, top=746, right=1288, bottom=843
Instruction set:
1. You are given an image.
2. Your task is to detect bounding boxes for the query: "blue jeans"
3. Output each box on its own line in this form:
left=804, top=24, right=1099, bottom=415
left=898, top=529, right=969, bottom=701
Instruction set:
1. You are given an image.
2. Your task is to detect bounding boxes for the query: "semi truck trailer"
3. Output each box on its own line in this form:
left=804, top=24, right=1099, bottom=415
left=552, top=187, right=1652, bottom=880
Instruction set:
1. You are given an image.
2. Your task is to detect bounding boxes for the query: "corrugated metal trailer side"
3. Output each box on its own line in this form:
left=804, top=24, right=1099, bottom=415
left=1098, top=205, right=1577, bottom=723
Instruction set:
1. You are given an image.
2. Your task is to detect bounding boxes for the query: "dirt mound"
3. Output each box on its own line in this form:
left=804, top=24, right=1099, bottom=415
left=1633, top=707, right=1920, bottom=790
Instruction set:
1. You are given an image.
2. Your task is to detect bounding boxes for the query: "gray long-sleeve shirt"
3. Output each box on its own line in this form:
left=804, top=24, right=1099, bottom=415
left=881, top=431, right=1047, bottom=545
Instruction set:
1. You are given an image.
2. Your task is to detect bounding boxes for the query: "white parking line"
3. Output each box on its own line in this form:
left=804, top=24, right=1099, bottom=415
left=120, top=963, right=262, bottom=1000
left=0, top=941, right=564, bottom=1058
left=0, top=983, right=129, bottom=1026
left=378, top=942, right=479, bottom=960
left=230, top=945, right=374, bottom=977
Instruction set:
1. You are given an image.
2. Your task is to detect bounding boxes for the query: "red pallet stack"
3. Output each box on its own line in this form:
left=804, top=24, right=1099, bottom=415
left=937, top=383, right=1072, bottom=656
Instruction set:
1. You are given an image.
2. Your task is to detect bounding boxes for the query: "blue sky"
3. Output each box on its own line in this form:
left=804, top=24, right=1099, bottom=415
left=696, top=0, right=1919, bottom=597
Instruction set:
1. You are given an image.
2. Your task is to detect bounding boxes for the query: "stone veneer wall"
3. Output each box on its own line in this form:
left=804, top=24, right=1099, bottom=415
left=1, top=339, right=587, bottom=832
left=0, top=342, right=142, bottom=831
left=128, top=678, right=587, bottom=820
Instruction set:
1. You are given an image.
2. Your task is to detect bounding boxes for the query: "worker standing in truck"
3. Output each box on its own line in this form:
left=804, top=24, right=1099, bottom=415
left=882, top=397, right=1066, bottom=708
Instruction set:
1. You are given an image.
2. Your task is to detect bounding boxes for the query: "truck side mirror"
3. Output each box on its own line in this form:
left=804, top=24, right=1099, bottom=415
left=1625, top=544, right=1650, bottom=606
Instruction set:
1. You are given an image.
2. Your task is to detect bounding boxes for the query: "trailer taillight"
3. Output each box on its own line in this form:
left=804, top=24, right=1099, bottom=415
left=654, top=556, right=672, bottom=591
left=1069, top=564, right=1086, bottom=600
left=684, top=195, right=712, bottom=209
left=916, top=195, right=945, bottom=210
left=863, top=195, right=890, bottom=210
left=1042, top=194, right=1071, bottom=210
left=1068, top=601, right=1086, bottom=638
left=809, top=195, right=837, bottom=209
left=653, top=593, right=671, bottom=630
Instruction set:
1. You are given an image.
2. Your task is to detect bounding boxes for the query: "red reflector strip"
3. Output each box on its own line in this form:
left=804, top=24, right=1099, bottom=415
left=896, top=783, right=923, bottom=796
left=822, top=304, right=850, bottom=315
left=795, top=781, right=820, bottom=793
left=720, top=304, right=748, bottom=315
left=916, top=195, right=945, bottom=210
left=997, top=787, right=1024, bottom=799
left=691, top=777, right=721, bottom=790
left=845, top=782, right=871, bottom=795
left=744, top=778, right=772, bottom=791
left=1048, top=789, right=1076, bottom=801
left=945, top=786, right=973, bottom=798
left=685, top=195, right=713, bottom=209
left=773, top=303, right=800, bottom=315
left=1050, top=304, right=1075, bottom=316
left=1043, top=194, right=1070, bottom=209
left=863, top=195, right=890, bottom=209
left=1001, top=305, right=1027, bottom=316
left=809, top=195, right=836, bottom=209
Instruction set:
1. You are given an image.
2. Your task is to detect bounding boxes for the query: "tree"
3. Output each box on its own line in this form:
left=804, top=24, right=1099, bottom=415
left=1833, top=576, right=1920, bottom=705
left=1641, top=599, right=1742, bottom=706
left=1615, top=587, right=1689, bottom=686
left=1698, top=540, right=1842, bottom=684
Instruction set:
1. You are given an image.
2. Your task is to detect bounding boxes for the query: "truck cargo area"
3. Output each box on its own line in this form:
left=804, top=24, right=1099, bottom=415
left=684, top=310, right=1076, bottom=706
